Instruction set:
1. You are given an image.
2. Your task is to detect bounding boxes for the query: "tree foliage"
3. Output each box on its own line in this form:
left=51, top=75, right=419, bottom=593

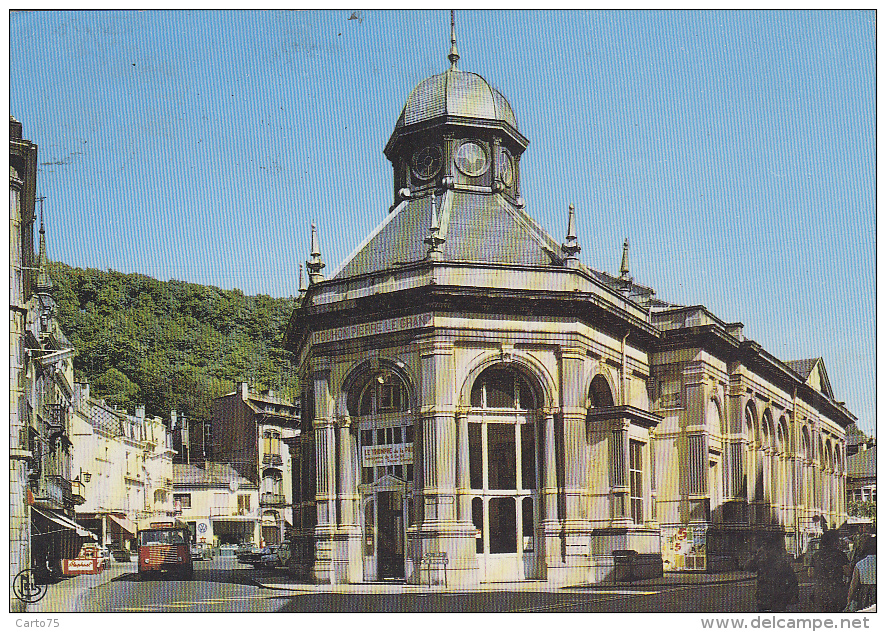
left=50, top=262, right=299, bottom=426
left=847, top=500, right=876, bottom=521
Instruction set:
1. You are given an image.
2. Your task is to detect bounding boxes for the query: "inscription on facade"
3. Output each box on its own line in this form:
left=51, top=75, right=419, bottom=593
left=362, top=443, right=414, bottom=467
left=314, top=313, right=432, bottom=345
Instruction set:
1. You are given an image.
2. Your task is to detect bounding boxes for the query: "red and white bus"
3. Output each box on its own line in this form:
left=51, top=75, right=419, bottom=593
left=137, top=521, right=193, bottom=580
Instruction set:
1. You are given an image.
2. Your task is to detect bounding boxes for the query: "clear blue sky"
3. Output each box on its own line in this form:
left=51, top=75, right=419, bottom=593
left=10, top=10, right=875, bottom=435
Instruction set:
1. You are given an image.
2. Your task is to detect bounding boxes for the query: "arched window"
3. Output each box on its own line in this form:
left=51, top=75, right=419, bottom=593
left=468, top=365, right=539, bottom=560
left=471, top=366, right=536, bottom=410
left=588, top=375, right=615, bottom=408
left=349, top=371, right=409, bottom=417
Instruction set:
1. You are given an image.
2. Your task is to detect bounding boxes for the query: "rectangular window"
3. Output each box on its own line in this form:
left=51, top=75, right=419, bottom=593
left=688, top=434, right=706, bottom=495
left=362, top=467, right=374, bottom=484
left=730, top=442, right=746, bottom=498
left=469, top=423, right=483, bottom=489
left=237, top=494, right=250, bottom=514
left=522, top=497, right=534, bottom=552
left=379, top=384, right=401, bottom=412
left=405, top=425, right=414, bottom=443
left=174, top=493, right=191, bottom=509
left=472, top=497, right=484, bottom=553
left=520, top=423, right=536, bottom=490
left=488, top=497, right=517, bottom=553
left=214, top=492, right=227, bottom=513
left=487, top=423, right=517, bottom=490
left=629, top=440, right=643, bottom=524
left=393, top=426, right=402, bottom=444
left=361, top=430, right=373, bottom=446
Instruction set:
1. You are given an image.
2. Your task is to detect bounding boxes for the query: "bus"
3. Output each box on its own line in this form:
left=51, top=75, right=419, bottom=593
left=137, top=521, right=193, bottom=580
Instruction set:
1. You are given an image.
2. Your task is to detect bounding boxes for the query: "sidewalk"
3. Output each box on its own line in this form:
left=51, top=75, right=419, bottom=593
left=254, top=570, right=756, bottom=594
left=25, top=561, right=136, bottom=613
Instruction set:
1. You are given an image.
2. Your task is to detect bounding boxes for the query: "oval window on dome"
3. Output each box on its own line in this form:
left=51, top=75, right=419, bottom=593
left=455, top=141, right=489, bottom=177
left=497, top=147, right=514, bottom=187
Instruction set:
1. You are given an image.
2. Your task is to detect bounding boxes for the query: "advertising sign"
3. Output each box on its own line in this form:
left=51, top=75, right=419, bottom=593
left=62, top=557, right=99, bottom=576
left=362, top=443, right=413, bottom=467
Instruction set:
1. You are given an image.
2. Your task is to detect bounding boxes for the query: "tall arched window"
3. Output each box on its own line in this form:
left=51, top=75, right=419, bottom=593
left=468, top=365, right=539, bottom=563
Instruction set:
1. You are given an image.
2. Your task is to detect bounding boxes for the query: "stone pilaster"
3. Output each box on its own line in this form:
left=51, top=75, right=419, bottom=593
left=410, top=336, right=478, bottom=587
left=334, top=417, right=362, bottom=582
left=310, top=360, right=339, bottom=584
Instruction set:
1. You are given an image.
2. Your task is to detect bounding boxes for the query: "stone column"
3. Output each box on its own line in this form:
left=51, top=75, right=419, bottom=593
left=310, top=359, right=338, bottom=584
left=336, top=418, right=363, bottom=582
left=455, top=410, right=470, bottom=522
left=558, top=347, right=591, bottom=583
left=541, top=409, right=561, bottom=577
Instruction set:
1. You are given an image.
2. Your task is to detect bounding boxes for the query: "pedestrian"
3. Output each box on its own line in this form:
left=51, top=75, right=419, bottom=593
left=746, top=534, right=799, bottom=612
left=810, top=529, right=850, bottom=612
left=846, top=536, right=876, bottom=612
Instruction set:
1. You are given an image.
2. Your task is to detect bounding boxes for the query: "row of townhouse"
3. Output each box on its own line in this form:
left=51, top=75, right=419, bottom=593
left=10, top=118, right=175, bottom=611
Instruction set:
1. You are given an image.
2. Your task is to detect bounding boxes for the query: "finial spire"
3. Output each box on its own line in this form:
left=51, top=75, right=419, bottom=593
left=561, top=203, right=581, bottom=265
left=306, top=223, right=325, bottom=284
left=619, top=238, right=631, bottom=279
left=425, top=194, right=446, bottom=258
left=298, top=263, right=307, bottom=296
left=36, top=196, right=53, bottom=292
left=448, top=9, right=460, bottom=70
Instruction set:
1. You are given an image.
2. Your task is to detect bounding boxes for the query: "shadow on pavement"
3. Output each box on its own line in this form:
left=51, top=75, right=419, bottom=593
left=110, top=563, right=289, bottom=588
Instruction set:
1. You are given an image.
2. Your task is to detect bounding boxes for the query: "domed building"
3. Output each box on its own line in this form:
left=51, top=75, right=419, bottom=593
left=285, top=19, right=854, bottom=587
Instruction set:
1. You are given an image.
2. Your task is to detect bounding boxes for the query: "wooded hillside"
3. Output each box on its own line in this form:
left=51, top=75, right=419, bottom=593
left=49, top=262, right=299, bottom=427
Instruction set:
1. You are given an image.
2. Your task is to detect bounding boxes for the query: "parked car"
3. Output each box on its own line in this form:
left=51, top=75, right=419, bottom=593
left=190, top=543, right=213, bottom=560
left=238, top=546, right=277, bottom=568
left=110, top=547, right=131, bottom=562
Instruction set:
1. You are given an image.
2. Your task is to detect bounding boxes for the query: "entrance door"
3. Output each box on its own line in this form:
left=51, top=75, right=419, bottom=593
left=376, top=491, right=404, bottom=579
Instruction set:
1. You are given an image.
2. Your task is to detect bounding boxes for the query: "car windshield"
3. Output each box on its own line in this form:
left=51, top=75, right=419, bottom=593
left=139, top=529, right=188, bottom=546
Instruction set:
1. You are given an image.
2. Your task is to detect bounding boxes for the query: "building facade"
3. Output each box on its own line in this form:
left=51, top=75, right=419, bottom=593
left=173, top=462, right=259, bottom=546
left=291, top=32, right=853, bottom=587
left=10, top=118, right=96, bottom=609
left=210, top=383, right=299, bottom=545
left=70, top=384, right=175, bottom=549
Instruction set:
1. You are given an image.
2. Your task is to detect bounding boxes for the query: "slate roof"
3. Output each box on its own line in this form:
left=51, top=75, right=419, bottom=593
left=847, top=445, right=876, bottom=478
left=173, top=462, right=257, bottom=488
left=333, top=191, right=563, bottom=280
left=785, top=358, right=819, bottom=379
left=395, top=68, right=518, bottom=131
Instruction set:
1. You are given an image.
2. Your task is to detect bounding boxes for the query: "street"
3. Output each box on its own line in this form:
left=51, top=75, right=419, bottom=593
left=39, top=556, right=826, bottom=614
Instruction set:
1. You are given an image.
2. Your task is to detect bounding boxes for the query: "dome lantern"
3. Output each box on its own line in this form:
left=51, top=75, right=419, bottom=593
left=384, top=12, right=528, bottom=207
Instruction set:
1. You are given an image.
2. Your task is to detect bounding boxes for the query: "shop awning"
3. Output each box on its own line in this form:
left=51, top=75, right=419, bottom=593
left=108, top=514, right=137, bottom=537
left=32, top=507, right=97, bottom=540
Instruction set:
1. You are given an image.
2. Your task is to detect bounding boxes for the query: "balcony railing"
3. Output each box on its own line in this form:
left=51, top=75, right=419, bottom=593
left=262, top=454, right=283, bottom=466
left=260, top=492, right=287, bottom=507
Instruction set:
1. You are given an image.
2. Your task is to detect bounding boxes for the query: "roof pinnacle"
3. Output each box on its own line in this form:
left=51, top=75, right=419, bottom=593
left=36, top=196, right=53, bottom=292
left=448, top=9, right=460, bottom=70
left=298, top=263, right=307, bottom=296
left=561, top=203, right=581, bottom=264
left=306, top=223, right=325, bottom=284
left=425, top=194, right=446, bottom=259
left=619, top=238, right=631, bottom=280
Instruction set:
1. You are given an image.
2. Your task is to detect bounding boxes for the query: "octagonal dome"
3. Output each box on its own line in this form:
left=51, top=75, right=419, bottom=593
left=395, top=68, right=518, bottom=131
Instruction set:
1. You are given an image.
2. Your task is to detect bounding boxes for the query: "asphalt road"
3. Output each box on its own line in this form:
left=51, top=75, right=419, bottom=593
left=78, top=557, right=821, bottom=613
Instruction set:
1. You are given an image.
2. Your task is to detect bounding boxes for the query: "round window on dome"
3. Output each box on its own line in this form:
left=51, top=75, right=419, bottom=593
left=411, top=146, right=443, bottom=181
left=497, top=148, right=514, bottom=187
left=455, top=142, right=489, bottom=178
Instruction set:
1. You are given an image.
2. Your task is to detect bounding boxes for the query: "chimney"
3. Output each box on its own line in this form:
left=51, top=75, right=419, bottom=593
left=239, top=382, right=249, bottom=400
left=136, top=404, right=146, bottom=421
left=74, top=382, right=90, bottom=407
